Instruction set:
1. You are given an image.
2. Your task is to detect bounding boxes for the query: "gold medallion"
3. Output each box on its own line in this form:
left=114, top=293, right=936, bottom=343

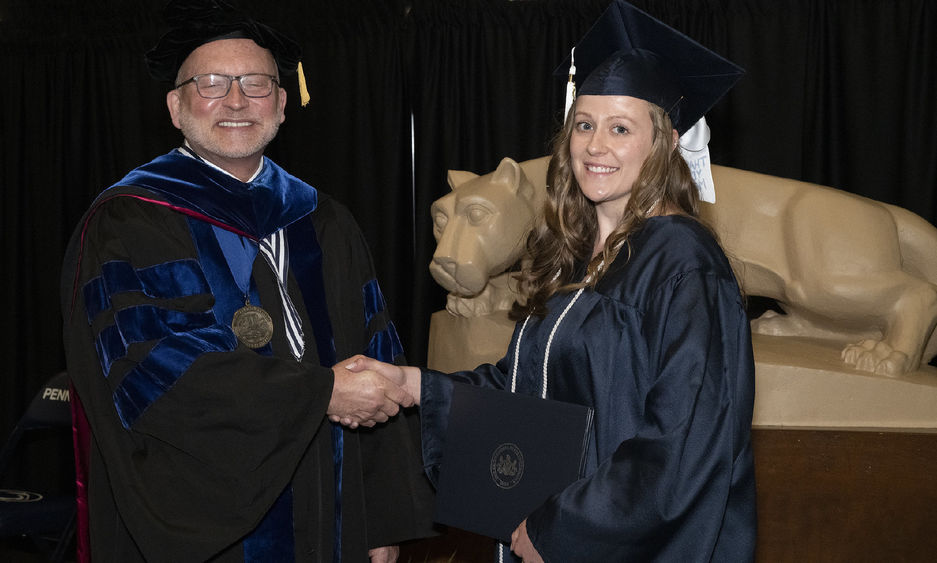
left=231, top=300, right=274, bottom=348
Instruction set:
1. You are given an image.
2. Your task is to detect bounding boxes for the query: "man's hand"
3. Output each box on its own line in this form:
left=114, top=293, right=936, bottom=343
left=511, top=519, right=544, bottom=563
left=330, top=355, right=422, bottom=428
left=340, top=354, right=405, bottom=385
left=327, top=362, right=413, bottom=429
left=368, top=545, right=399, bottom=563
left=344, top=355, right=421, bottom=404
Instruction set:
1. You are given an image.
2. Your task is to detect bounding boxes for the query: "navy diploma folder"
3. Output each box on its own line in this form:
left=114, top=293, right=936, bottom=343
left=434, top=382, right=594, bottom=542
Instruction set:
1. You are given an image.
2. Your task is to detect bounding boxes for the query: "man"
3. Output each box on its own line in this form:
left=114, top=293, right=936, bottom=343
left=59, top=1, right=433, bottom=561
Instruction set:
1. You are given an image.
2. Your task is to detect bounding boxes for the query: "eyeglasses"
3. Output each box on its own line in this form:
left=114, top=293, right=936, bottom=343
left=175, top=73, right=280, bottom=99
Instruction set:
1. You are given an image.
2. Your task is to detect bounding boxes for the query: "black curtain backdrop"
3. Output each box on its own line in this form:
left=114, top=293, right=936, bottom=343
left=2, top=0, right=935, bottom=440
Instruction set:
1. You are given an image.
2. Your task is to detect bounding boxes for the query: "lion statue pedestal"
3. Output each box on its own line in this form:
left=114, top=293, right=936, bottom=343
left=427, top=310, right=513, bottom=373
left=752, top=333, right=937, bottom=429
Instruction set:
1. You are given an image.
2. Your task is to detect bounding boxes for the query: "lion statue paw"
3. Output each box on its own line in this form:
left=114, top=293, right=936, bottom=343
left=842, top=339, right=912, bottom=377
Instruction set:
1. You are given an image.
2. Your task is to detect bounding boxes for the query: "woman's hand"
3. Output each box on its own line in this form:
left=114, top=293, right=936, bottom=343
left=510, top=519, right=544, bottom=563
left=368, top=545, right=399, bottom=562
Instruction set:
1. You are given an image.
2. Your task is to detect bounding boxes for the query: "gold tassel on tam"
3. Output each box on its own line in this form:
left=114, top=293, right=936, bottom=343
left=297, top=61, right=310, bottom=107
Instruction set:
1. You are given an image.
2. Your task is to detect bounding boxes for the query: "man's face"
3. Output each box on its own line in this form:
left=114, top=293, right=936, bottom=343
left=167, top=38, right=286, bottom=171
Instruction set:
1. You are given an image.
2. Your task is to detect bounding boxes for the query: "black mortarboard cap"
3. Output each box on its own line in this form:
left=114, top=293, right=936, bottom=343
left=554, top=0, right=744, bottom=135
left=145, top=0, right=302, bottom=84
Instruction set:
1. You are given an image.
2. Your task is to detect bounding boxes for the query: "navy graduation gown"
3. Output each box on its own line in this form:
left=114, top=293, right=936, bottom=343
left=420, top=215, right=756, bottom=562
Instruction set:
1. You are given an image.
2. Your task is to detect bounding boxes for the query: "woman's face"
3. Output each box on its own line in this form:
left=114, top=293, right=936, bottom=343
left=569, top=95, right=656, bottom=220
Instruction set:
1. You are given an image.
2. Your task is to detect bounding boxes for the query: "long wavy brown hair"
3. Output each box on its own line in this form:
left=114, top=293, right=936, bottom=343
left=511, top=98, right=701, bottom=320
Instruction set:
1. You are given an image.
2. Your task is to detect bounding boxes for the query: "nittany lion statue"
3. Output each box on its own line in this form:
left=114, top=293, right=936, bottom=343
left=428, top=156, right=937, bottom=378
left=429, top=156, right=550, bottom=317
left=426, top=157, right=550, bottom=372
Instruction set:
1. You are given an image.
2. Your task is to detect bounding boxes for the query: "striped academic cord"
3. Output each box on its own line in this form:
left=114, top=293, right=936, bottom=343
left=258, top=230, right=305, bottom=361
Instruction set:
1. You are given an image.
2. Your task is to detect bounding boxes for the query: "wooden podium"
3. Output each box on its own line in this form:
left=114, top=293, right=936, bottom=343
left=749, top=335, right=937, bottom=561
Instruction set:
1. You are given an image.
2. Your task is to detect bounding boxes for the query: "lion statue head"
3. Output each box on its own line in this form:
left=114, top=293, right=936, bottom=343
left=429, top=156, right=549, bottom=317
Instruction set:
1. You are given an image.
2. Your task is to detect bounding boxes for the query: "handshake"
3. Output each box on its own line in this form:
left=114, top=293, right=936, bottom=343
left=328, top=355, right=547, bottom=563
left=326, top=355, right=422, bottom=428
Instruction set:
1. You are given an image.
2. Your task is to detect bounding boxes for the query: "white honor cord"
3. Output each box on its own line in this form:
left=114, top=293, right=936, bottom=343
left=542, top=288, right=584, bottom=398
left=510, top=287, right=586, bottom=399
left=510, top=317, right=532, bottom=394
left=501, top=287, right=585, bottom=562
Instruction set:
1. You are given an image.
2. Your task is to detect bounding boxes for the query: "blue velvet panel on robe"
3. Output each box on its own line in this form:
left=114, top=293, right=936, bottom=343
left=83, top=259, right=209, bottom=322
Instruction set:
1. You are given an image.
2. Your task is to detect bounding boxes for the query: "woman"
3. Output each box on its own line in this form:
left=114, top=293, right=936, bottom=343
left=346, top=2, right=756, bottom=561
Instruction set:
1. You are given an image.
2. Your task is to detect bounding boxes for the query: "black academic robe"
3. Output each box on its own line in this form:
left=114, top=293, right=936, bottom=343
left=420, top=216, right=757, bottom=562
left=60, top=151, right=434, bottom=562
